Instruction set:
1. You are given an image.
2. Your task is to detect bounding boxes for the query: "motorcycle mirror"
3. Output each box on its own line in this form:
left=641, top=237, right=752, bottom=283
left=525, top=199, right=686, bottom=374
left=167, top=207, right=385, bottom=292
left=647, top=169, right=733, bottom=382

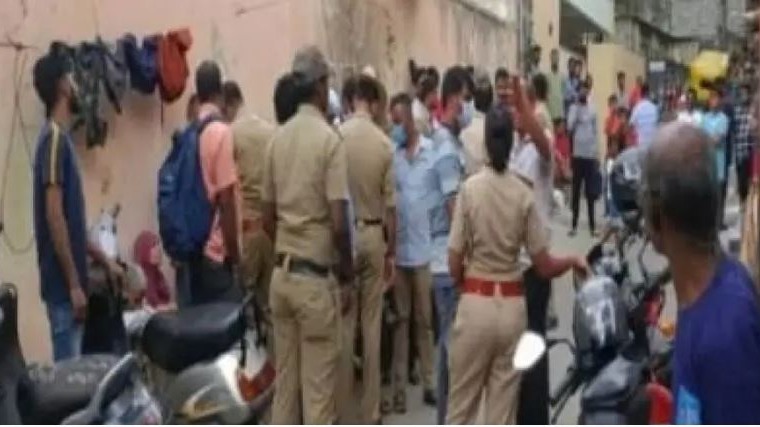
left=513, top=331, right=546, bottom=371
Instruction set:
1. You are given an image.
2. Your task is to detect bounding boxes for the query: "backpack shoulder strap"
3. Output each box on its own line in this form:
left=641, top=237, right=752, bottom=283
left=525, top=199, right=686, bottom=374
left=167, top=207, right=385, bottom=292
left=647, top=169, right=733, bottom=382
left=197, top=114, right=221, bottom=133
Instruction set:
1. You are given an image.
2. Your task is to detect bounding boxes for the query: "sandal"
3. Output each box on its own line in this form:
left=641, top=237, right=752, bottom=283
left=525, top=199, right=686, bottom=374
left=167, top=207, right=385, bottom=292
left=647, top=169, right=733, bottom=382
left=393, top=394, right=407, bottom=414
left=381, top=399, right=392, bottom=416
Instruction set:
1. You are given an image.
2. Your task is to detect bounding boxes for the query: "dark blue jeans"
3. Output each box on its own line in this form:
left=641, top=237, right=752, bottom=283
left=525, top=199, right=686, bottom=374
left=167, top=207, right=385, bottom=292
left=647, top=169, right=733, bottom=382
left=433, top=273, right=457, bottom=424
left=46, top=301, right=83, bottom=361
left=174, top=262, right=192, bottom=308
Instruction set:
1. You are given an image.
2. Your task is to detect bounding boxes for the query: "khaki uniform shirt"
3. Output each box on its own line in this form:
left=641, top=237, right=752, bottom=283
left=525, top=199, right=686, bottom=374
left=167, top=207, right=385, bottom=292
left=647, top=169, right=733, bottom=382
left=340, top=112, right=396, bottom=221
left=261, top=104, right=349, bottom=266
left=232, top=114, right=276, bottom=221
left=449, top=168, right=548, bottom=282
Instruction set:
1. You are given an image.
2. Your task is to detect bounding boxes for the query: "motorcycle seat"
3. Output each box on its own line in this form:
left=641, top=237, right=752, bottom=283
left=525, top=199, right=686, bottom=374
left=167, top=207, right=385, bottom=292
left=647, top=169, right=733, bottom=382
left=581, top=355, right=642, bottom=411
left=18, top=354, right=119, bottom=425
left=141, top=302, right=245, bottom=373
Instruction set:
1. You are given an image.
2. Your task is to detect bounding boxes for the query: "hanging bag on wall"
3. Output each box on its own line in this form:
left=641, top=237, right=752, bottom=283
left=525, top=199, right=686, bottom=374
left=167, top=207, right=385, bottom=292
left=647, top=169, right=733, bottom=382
left=122, top=33, right=159, bottom=94
left=157, top=28, right=193, bottom=103
left=96, top=37, right=128, bottom=114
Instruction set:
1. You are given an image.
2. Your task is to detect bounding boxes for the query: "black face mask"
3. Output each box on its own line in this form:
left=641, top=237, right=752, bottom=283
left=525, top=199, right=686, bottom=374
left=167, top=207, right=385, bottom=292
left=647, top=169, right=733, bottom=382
left=68, top=93, right=82, bottom=116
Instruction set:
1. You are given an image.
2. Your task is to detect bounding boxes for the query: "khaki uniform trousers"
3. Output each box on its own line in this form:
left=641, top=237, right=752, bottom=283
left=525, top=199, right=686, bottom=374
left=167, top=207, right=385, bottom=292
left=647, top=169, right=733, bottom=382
left=336, top=225, right=386, bottom=423
left=240, top=226, right=274, bottom=344
left=447, top=293, right=526, bottom=424
left=270, top=264, right=340, bottom=424
left=391, top=265, right=434, bottom=398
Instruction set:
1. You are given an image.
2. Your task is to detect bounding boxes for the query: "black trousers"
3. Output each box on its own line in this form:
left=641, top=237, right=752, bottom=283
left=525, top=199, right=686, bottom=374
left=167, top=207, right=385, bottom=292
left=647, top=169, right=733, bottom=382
left=189, top=256, right=242, bottom=305
left=571, top=157, right=597, bottom=232
left=737, top=154, right=754, bottom=204
left=517, top=268, right=551, bottom=425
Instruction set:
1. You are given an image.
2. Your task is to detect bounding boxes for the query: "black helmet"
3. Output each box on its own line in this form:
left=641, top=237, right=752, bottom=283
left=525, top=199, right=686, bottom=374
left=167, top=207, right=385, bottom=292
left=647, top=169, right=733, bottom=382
left=610, top=147, right=644, bottom=229
left=573, top=276, right=629, bottom=372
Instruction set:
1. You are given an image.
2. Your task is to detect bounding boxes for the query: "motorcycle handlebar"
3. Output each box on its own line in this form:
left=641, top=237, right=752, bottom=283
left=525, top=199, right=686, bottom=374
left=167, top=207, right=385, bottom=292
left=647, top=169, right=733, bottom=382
left=653, top=269, right=672, bottom=289
left=550, top=365, right=579, bottom=406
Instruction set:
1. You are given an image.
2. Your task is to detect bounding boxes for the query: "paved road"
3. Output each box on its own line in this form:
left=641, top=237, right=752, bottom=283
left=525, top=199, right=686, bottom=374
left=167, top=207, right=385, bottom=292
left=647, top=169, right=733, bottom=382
left=385, top=193, right=742, bottom=425
left=384, top=208, right=611, bottom=425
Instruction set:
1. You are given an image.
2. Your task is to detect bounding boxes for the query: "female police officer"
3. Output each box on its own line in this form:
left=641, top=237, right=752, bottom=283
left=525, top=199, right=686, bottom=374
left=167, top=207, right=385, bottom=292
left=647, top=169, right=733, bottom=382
left=446, top=105, right=585, bottom=424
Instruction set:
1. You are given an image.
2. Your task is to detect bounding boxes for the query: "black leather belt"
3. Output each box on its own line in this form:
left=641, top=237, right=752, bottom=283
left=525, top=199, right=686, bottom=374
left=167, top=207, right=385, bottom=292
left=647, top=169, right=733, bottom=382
left=356, top=218, right=383, bottom=227
left=275, top=253, right=330, bottom=278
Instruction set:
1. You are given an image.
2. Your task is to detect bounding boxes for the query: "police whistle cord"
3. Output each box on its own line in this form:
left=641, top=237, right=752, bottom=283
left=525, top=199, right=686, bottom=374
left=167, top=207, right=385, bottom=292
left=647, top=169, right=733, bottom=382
left=0, top=45, right=36, bottom=255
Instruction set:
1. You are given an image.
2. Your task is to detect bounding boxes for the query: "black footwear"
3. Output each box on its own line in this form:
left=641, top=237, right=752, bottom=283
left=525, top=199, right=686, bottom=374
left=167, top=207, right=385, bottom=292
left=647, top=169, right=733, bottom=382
left=393, top=395, right=407, bottom=414
left=381, top=400, right=392, bottom=416
left=408, top=370, right=420, bottom=386
left=568, top=228, right=577, bottom=237
left=423, top=389, right=436, bottom=406
left=547, top=310, right=559, bottom=331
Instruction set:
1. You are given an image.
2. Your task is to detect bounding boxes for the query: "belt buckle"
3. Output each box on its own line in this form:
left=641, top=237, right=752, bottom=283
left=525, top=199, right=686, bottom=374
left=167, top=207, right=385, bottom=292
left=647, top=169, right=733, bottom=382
left=495, top=282, right=504, bottom=297
left=282, top=253, right=292, bottom=272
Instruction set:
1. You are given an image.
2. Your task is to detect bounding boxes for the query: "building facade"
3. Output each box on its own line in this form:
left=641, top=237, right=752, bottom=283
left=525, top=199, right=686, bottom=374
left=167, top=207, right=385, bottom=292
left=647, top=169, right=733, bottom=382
left=616, top=0, right=748, bottom=64
left=0, top=0, right=519, bottom=361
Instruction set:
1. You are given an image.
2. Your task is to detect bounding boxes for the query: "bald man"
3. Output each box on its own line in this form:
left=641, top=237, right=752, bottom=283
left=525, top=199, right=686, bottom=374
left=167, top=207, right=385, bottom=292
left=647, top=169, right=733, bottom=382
left=642, top=123, right=760, bottom=424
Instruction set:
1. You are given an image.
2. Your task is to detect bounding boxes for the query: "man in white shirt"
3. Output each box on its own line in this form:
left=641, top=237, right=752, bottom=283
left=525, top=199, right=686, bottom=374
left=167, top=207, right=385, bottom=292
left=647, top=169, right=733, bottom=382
left=461, top=68, right=493, bottom=176
left=630, top=83, right=660, bottom=149
left=508, top=74, right=556, bottom=425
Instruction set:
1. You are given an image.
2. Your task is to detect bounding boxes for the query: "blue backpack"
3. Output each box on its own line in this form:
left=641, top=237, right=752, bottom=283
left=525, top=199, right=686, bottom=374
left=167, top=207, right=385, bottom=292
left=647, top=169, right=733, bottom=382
left=157, top=116, right=218, bottom=261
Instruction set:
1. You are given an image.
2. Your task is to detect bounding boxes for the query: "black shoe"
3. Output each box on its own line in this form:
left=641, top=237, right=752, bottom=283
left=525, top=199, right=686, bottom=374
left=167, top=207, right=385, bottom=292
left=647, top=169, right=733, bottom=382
left=547, top=310, right=559, bottom=331
left=423, top=389, right=437, bottom=406
left=409, top=370, right=420, bottom=386
left=568, top=228, right=577, bottom=237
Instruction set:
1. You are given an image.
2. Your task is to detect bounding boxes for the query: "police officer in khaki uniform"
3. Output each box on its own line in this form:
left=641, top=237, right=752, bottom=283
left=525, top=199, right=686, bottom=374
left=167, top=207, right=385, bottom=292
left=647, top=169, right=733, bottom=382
left=336, top=74, right=396, bottom=424
left=232, top=106, right=276, bottom=319
left=446, top=106, right=585, bottom=424
left=261, top=45, right=355, bottom=425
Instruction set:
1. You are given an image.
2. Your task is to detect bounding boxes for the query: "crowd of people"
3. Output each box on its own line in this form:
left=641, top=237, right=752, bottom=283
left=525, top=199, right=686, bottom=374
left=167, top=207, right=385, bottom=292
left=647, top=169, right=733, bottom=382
left=28, top=38, right=760, bottom=425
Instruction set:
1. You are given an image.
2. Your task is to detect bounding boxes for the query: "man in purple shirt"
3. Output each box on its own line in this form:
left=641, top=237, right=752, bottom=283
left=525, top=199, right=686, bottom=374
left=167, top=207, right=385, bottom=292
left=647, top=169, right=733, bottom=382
left=642, top=123, right=760, bottom=424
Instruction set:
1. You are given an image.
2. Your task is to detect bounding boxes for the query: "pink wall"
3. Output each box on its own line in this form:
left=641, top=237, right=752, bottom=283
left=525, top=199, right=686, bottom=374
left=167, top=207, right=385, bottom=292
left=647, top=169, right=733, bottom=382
left=0, top=0, right=516, bottom=360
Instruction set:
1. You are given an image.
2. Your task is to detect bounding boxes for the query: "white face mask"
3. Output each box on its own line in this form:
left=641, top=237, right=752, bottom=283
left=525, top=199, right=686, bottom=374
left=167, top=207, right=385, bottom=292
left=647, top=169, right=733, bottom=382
left=458, top=100, right=475, bottom=129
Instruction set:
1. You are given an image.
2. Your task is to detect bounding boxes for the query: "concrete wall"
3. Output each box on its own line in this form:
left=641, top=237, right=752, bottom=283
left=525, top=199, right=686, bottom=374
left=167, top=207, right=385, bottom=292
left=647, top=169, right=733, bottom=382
left=533, top=0, right=561, bottom=72
left=587, top=42, right=646, bottom=157
left=566, top=0, right=615, bottom=34
left=670, top=0, right=747, bottom=40
left=0, top=0, right=516, bottom=361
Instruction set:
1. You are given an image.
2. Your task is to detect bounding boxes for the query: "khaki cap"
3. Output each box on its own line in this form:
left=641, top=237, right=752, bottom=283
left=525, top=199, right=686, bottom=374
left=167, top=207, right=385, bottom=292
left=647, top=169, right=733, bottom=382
left=292, top=45, right=330, bottom=84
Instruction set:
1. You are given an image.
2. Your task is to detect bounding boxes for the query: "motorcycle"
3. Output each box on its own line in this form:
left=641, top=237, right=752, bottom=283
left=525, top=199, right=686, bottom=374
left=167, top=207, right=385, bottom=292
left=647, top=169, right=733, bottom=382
left=0, top=283, right=161, bottom=424
left=124, top=293, right=275, bottom=424
left=90, top=202, right=274, bottom=423
left=516, top=219, right=674, bottom=424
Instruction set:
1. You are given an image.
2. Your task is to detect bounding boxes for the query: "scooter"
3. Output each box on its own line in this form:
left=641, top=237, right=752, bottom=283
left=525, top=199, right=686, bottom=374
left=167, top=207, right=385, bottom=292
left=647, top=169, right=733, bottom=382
left=125, top=293, right=275, bottom=424
left=0, top=283, right=161, bottom=424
